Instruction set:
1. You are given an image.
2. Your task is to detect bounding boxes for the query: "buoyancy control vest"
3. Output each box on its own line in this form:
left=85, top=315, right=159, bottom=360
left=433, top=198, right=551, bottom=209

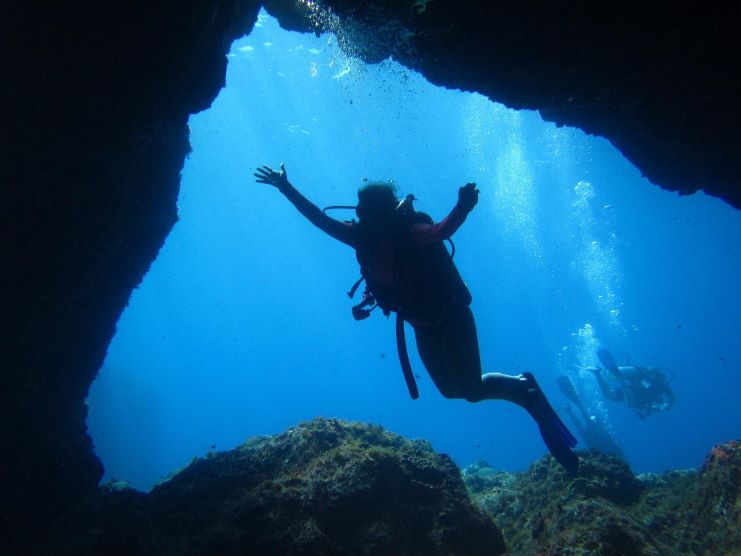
left=353, top=204, right=471, bottom=327
left=347, top=197, right=472, bottom=399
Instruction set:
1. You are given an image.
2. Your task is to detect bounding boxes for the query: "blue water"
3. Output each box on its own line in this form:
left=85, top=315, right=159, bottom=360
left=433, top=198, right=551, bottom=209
left=87, top=12, right=741, bottom=490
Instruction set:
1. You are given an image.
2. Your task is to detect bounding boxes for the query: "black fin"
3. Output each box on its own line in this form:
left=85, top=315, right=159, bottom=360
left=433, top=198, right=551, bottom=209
left=597, top=348, right=621, bottom=376
left=522, top=373, right=579, bottom=472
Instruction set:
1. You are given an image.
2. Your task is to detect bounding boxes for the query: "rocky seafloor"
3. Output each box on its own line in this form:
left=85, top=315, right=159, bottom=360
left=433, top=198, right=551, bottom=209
left=35, top=419, right=739, bottom=555
left=464, top=441, right=740, bottom=555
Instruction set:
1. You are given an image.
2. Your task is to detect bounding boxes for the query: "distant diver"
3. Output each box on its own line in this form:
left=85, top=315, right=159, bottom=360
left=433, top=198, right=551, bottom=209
left=254, top=163, right=579, bottom=471
left=556, top=375, right=624, bottom=458
left=586, top=348, right=675, bottom=420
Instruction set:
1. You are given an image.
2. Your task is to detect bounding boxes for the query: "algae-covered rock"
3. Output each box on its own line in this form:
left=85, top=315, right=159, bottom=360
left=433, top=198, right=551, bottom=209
left=38, top=418, right=505, bottom=555
left=631, top=439, right=741, bottom=554
left=697, top=440, right=741, bottom=520
left=464, top=444, right=741, bottom=556
left=692, top=440, right=741, bottom=552
left=148, top=418, right=504, bottom=555
left=566, top=450, right=644, bottom=505
left=465, top=451, right=666, bottom=555
left=33, top=427, right=741, bottom=555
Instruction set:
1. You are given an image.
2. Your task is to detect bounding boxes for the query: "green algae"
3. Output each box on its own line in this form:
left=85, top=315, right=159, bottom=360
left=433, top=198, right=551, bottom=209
left=464, top=443, right=741, bottom=555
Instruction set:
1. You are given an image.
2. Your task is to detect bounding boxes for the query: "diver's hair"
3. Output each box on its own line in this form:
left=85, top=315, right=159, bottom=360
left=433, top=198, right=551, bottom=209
left=357, top=181, right=399, bottom=221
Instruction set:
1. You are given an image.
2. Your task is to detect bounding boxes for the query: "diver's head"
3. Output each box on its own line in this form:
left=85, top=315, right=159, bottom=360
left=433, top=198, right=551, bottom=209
left=356, top=181, right=398, bottom=225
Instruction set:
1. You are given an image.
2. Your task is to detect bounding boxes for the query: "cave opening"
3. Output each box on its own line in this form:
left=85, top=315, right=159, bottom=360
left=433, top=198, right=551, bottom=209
left=86, top=9, right=741, bottom=491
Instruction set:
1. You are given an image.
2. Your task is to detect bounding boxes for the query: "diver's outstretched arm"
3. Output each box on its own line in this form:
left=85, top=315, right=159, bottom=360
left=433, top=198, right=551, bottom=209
left=411, top=183, right=478, bottom=245
left=255, top=163, right=356, bottom=247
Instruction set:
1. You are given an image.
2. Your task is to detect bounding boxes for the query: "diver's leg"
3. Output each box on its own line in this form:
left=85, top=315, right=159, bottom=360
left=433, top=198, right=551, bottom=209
left=414, top=306, right=495, bottom=400
left=450, top=307, right=578, bottom=470
left=413, top=314, right=472, bottom=399
left=415, top=306, right=578, bottom=470
left=509, top=372, right=580, bottom=470
left=415, top=307, right=550, bottom=403
left=436, top=307, right=531, bottom=401
left=476, top=372, right=580, bottom=471
left=478, top=372, right=529, bottom=400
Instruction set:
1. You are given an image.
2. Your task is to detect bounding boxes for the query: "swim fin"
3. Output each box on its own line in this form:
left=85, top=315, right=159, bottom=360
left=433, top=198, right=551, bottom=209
left=557, top=375, right=581, bottom=407
left=557, top=374, right=591, bottom=417
left=522, top=373, right=579, bottom=472
left=597, top=348, right=621, bottom=376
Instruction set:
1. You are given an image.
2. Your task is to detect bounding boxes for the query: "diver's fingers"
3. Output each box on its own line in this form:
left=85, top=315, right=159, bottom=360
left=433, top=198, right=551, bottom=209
left=256, top=165, right=276, bottom=176
left=462, top=183, right=479, bottom=198
left=255, top=175, right=276, bottom=184
left=254, top=165, right=280, bottom=183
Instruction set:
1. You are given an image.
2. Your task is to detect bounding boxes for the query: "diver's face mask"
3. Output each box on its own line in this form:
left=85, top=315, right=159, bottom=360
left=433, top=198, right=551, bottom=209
left=323, top=194, right=416, bottom=224
left=395, top=194, right=416, bottom=218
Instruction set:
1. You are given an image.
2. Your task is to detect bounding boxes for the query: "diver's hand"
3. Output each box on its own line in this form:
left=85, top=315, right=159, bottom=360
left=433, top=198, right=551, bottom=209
left=458, top=182, right=479, bottom=211
left=254, top=163, right=289, bottom=190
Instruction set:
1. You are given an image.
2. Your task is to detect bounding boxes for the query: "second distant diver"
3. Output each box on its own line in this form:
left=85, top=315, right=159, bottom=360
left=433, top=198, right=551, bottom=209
left=557, top=375, right=624, bottom=458
left=588, top=348, right=675, bottom=420
left=254, top=163, right=578, bottom=471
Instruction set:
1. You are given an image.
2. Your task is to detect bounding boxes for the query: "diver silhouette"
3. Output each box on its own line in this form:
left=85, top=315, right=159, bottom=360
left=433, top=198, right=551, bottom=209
left=587, top=349, right=675, bottom=420
left=254, top=163, right=578, bottom=471
left=557, top=375, right=624, bottom=458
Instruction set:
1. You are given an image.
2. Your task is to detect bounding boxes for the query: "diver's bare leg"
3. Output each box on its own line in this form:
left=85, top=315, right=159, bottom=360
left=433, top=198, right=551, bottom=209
left=478, top=372, right=529, bottom=401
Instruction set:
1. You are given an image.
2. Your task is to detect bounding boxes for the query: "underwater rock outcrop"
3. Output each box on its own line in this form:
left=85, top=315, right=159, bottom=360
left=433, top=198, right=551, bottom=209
left=38, top=418, right=506, bottom=555
left=464, top=440, right=741, bottom=555
left=34, top=423, right=741, bottom=555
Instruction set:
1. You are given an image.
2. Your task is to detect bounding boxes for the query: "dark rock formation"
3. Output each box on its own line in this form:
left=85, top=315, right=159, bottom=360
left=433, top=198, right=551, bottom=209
left=37, top=419, right=506, bottom=555
left=33, top=425, right=741, bottom=555
left=464, top=441, right=741, bottom=555
left=265, top=0, right=741, bottom=208
left=3, top=1, right=739, bottom=552
left=2, top=1, right=262, bottom=551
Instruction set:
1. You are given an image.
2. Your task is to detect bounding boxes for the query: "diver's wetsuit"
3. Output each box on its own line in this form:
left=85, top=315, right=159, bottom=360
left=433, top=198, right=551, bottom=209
left=278, top=180, right=498, bottom=402
left=277, top=180, right=578, bottom=470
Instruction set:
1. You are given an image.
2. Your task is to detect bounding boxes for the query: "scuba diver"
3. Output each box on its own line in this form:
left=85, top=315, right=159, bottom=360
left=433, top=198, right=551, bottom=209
left=254, top=163, right=578, bottom=471
left=556, top=375, right=624, bottom=458
left=587, top=348, right=675, bottom=420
